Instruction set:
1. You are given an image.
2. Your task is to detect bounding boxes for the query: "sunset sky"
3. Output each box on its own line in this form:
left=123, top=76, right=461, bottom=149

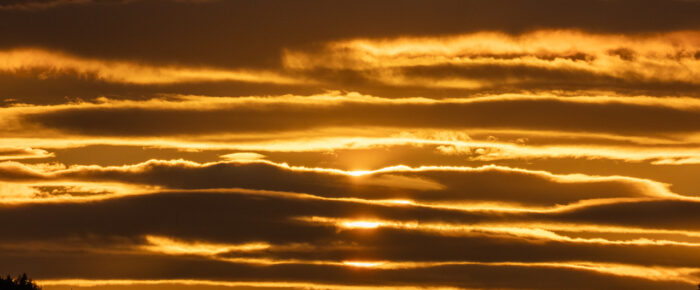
left=2, top=0, right=700, bottom=289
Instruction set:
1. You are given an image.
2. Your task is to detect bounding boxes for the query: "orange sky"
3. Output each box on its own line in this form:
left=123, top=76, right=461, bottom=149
left=1, top=0, right=700, bottom=289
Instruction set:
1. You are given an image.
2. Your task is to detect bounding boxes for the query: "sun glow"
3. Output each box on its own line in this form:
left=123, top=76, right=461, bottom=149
left=340, top=220, right=384, bottom=229
left=381, top=199, right=415, bottom=205
left=342, top=261, right=386, bottom=268
left=348, top=170, right=373, bottom=176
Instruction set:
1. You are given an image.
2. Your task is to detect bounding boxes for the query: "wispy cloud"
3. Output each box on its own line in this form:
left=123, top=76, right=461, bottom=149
left=0, top=48, right=305, bottom=85
left=284, top=30, right=700, bottom=90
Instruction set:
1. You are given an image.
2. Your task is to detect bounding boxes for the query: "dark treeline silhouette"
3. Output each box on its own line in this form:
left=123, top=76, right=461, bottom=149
left=0, top=273, right=41, bottom=290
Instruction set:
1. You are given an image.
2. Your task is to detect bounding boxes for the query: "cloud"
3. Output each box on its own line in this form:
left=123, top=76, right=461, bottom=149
left=4, top=255, right=691, bottom=289
left=2, top=0, right=699, bottom=70
left=1, top=190, right=700, bottom=289
left=0, top=147, right=53, bottom=160
left=2, top=30, right=699, bottom=98
left=8, top=94, right=700, bottom=138
left=282, top=30, right=700, bottom=95
left=0, top=159, right=678, bottom=206
left=0, top=0, right=96, bottom=11
left=219, top=152, right=266, bottom=162
left=7, top=93, right=700, bottom=168
left=547, top=199, right=700, bottom=231
left=3, top=1, right=700, bottom=288
left=0, top=49, right=305, bottom=85
left=0, top=1, right=215, bottom=11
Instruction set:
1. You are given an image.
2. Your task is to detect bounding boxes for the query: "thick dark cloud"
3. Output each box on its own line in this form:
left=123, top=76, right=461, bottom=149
left=3, top=62, right=699, bottom=105
left=497, top=158, right=700, bottom=198
left=0, top=160, right=668, bottom=206
left=0, top=191, right=489, bottom=243
left=0, top=0, right=100, bottom=11
left=398, top=64, right=700, bottom=97
left=19, top=143, right=700, bottom=200
left=0, top=70, right=321, bottom=106
left=1, top=251, right=692, bottom=290
left=2, top=190, right=700, bottom=280
left=2, top=1, right=698, bottom=102
left=1, top=0, right=699, bottom=70
left=546, top=199, right=700, bottom=231
left=21, top=97, right=700, bottom=137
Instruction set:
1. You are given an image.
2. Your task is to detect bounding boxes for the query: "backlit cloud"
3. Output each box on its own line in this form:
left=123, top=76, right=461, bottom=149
left=3, top=1, right=700, bottom=289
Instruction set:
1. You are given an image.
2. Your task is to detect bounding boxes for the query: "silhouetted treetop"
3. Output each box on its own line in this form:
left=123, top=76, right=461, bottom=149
left=0, top=273, right=41, bottom=290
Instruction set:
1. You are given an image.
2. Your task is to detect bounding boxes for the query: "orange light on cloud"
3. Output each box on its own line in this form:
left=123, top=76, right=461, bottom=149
left=4, top=1, right=700, bottom=289
left=0, top=48, right=305, bottom=85
left=302, top=216, right=700, bottom=247
left=143, top=235, right=270, bottom=256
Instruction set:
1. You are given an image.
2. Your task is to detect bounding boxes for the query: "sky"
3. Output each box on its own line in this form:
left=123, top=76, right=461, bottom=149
left=1, top=0, right=700, bottom=289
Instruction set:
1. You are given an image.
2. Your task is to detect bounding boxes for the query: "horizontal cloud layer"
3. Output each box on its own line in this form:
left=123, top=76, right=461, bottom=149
left=5, top=94, right=700, bottom=138
left=0, top=159, right=679, bottom=206
left=284, top=31, right=700, bottom=92
left=0, top=48, right=304, bottom=85
left=1, top=190, right=700, bottom=289
left=3, top=1, right=700, bottom=289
